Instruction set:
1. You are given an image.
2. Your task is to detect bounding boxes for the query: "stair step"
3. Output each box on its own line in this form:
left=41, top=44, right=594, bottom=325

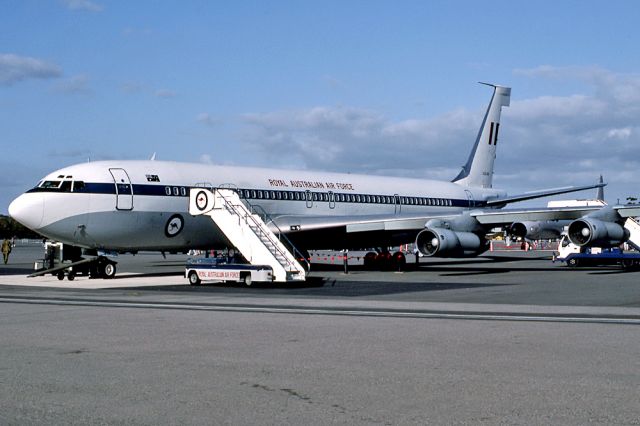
left=202, top=188, right=306, bottom=282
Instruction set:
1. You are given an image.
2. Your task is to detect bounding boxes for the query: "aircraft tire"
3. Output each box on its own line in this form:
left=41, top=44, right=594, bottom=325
left=392, top=252, right=406, bottom=271
left=188, top=271, right=201, bottom=286
left=567, top=258, right=580, bottom=267
left=103, top=262, right=116, bottom=279
left=57, top=271, right=65, bottom=280
left=243, top=274, right=252, bottom=287
left=363, top=252, right=377, bottom=269
left=67, top=271, right=75, bottom=281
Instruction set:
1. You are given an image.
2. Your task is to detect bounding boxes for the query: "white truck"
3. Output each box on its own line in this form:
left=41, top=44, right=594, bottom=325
left=554, top=235, right=640, bottom=270
left=185, top=258, right=273, bottom=286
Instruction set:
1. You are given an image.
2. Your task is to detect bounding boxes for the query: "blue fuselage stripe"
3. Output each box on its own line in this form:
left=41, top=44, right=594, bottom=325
left=26, top=182, right=485, bottom=208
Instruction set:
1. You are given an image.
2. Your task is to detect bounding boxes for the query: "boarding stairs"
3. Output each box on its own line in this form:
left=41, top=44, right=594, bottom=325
left=189, top=188, right=306, bottom=282
left=624, top=217, right=640, bottom=251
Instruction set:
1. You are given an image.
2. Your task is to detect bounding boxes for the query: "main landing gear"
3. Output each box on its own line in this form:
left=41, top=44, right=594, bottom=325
left=363, top=251, right=407, bottom=271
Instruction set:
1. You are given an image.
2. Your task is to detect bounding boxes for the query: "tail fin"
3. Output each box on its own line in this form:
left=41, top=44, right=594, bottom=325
left=596, top=175, right=605, bottom=201
left=452, top=83, right=511, bottom=188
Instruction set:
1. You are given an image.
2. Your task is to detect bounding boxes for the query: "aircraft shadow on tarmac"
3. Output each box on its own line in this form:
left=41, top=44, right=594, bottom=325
left=115, top=275, right=516, bottom=298
left=114, top=282, right=514, bottom=297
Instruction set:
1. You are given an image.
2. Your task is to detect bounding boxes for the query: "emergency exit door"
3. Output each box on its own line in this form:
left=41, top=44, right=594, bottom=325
left=109, top=168, right=133, bottom=210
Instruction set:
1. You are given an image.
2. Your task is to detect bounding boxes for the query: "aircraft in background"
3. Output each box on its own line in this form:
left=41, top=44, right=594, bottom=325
left=10, top=84, right=638, bottom=277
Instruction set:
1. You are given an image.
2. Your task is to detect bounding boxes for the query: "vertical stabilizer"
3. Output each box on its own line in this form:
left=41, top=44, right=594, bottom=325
left=452, top=83, right=511, bottom=188
left=596, top=175, right=605, bottom=201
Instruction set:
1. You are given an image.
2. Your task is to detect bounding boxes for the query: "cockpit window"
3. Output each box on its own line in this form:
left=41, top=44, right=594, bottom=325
left=60, top=181, right=72, bottom=192
left=37, top=180, right=74, bottom=192
left=73, top=181, right=86, bottom=192
left=40, top=181, right=62, bottom=189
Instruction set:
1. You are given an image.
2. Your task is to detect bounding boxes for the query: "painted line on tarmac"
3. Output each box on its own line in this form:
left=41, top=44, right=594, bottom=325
left=2, top=296, right=640, bottom=325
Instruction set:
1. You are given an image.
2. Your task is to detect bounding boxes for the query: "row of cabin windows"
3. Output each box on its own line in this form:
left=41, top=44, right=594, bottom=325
left=165, top=186, right=188, bottom=196
left=237, top=188, right=453, bottom=207
left=34, top=181, right=453, bottom=207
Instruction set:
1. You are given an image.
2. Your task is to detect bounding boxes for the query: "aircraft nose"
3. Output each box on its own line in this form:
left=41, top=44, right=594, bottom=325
left=8, top=193, right=44, bottom=230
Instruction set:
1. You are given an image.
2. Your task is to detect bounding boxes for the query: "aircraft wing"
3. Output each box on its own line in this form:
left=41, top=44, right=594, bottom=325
left=276, top=202, right=640, bottom=233
left=272, top=205, right=605, bottom=235
left=612, top=205, right=640, bottom=218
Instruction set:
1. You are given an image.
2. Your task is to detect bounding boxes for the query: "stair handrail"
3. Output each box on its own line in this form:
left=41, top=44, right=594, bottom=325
left=248, top=203, right=310, bottom=273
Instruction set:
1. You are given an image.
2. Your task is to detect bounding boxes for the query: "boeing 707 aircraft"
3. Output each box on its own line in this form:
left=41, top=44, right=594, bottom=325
left=10, top=84, right=638, bottom=276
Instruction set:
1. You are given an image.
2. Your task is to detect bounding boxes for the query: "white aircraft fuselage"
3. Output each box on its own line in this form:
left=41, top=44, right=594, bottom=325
left=9, top=160, right=505, bottom=251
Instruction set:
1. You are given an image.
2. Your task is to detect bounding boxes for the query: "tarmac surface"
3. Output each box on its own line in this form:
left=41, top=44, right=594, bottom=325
left=1, top=243, right=640, bottom=424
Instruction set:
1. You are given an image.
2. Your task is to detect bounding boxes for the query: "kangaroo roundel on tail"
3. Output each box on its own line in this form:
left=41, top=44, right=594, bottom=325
left=453, top=83, right=511, bottom=189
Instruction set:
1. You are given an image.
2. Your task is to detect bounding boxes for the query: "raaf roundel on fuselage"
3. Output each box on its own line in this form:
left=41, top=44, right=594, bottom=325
left=8, top=84, right=607, bottom=255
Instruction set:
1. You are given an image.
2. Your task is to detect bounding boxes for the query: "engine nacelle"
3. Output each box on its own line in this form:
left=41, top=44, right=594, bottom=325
left=567, top=218, right=629, bottom=247
left=415, top=228, right=483, bottom=257
left=507, top=220, right=565, bottom=240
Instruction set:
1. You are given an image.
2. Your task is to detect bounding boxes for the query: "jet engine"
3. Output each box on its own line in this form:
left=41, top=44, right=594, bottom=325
left=415, top=228, right=483, bottom=257
left=506, top=220, right=565, bottom=240
left=567, top=218, right=629, bottom=247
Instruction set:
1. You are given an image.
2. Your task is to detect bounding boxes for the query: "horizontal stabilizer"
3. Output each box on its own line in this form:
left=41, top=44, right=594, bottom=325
left=485, top=182, right=607, bottom=207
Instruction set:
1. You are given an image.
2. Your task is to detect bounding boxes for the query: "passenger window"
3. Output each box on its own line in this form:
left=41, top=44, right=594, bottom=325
left=165, top=187, right=171, bottom=195
left=181, top=187, right=187, bottom=196
left=257, top=190, right=263, bottom=199
left=251, top=190, right=256, bottom=198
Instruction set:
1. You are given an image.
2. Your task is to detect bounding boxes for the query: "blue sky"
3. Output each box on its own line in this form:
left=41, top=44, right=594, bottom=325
left=2, top=0, right=640, bottom=213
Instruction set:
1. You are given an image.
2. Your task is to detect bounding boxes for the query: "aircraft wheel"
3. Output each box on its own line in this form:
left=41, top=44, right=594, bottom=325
left=103, top=263, right=116, bottom=279
left=57, top=271, right=65, bottom=280
left=392, top=252, right=406, bottom=271
left=567, top=258, right=580, bottom=267
left=243, top=274, right=252, bottom=287
left=376, top=252, right=392, bottom=270
left=363, top=252, right=377, bottom=269
left=188, top=271, right=201, bottom=286
left=67, top=271, right=75, bottom=281
left=622, top=259, right=634, bottom=270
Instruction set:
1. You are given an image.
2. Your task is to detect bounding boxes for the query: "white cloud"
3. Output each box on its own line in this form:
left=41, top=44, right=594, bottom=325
left=196, top=113, right=222, bottom=127
left=61, top=0, right=103, bottom=12
left=54, top=74, right=91, bottom=95
left=0, top=53, right=62, bottom=86
left=200, top=154, right=214, bottom=164
left=607, top=127, right=632, bottom=140
left=239, top=66, right=640, bottom=202
left=242, top=105, right=479, bottom=178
